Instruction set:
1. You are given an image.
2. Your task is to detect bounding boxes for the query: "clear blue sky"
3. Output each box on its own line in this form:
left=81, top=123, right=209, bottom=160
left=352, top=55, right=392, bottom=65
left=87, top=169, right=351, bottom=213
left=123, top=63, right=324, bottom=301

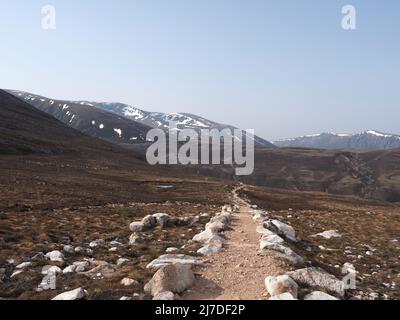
left=1, top=0, right=399, bottom=140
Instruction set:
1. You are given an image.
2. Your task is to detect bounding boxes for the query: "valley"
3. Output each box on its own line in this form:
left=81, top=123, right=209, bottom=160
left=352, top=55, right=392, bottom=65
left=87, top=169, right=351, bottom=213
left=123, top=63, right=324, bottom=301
left=0, top=89, right=399, bottom=301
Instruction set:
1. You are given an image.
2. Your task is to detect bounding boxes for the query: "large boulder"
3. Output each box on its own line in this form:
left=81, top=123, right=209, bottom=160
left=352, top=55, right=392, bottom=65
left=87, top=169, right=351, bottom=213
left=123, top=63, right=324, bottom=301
left=197, top=236, right=224, bottom=256
left=288, top=267, right=345, bottom=297
left=52, top=288, right=86, bottom=300
left=192, top=229, right=216, bottom=244
left=265, top=275, right=298, bottom=298
left=146, top=254, right=204, bottom=270
left=264, top=220, right=297, bottom=242
left=205, top=221, right=226, bottom=233
left=304, top=291, right=339, bottom=300
left=260, top=234, right=285, bottom=248
left=144, top=263, right=195, bottom=296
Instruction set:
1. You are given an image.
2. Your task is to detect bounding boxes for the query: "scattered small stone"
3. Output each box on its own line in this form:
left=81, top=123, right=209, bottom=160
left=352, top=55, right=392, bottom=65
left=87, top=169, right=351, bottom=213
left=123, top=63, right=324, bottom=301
left=89, top=239, right=105, bottom=248
left=120, top=277, right=139, bottom=287
left=166, top=247, right=179, bottom=253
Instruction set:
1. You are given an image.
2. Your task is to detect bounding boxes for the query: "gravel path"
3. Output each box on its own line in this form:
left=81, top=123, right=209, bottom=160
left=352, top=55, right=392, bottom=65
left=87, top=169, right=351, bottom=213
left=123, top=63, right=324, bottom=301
left=182, top=187, right=290, bottom=300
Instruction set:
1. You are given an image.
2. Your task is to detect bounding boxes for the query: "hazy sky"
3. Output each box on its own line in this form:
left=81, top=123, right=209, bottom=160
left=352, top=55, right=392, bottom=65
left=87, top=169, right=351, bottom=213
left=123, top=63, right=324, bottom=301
left=1, top=0, right=399, bottom=140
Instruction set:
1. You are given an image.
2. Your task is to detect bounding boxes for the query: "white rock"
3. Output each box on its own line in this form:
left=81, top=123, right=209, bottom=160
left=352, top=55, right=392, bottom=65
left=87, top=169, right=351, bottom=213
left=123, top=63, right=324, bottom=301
left=109, top=247, right=117, bottom=252
left=16, top=262, right=32, bottom=269
left=260, top=234, right=285, bottom=249
left=129, top=221, right=145, bottom=232
left=288, top=267, right=345, bottom=297
left=89, top=239, right=105, bottom=248
left=63, top=245, right=74, bottom=254
left=343, top=263, right=356, bottom=274
left=10, top=270, right=23, bottom=278
left=166, top=247, right=179, bottom=253
left=192, top=229, right=216, bottom=244
left=152, top=213, right=171, bottom=227
left=38, top=274, right=57, bottom=291
left=41, top=265, right=62, bottom=275
left=312, top=230, right=342, bottom=239
left=304, top=291, right=339, bottom=300
left=153, top=291, right=175, bottom=300
left=73, top=261, right=90, bottom=272
left=117, top=258, right=130, bottom=267
left=268, top=292, right=297, bottom=300
left=147, top=254, right=204, bottom=270
left=142, top=215, right=157, bottom=229
left=121, top=277, right=138, bottom=287
left=197, top=235, right=224, bottom=256
left=62, top=265, right=77, bottom=274
left=205, top=221, right=226, bottom=233
left=52, top=288, right=86, bottom=300
left=265, top=275, right=298, bottom=298
left=129, top=233, right=143, bottom=245
left=45, top=251, right=64, bottom=262
left=144, top=263, right=195, bottom=296
left=265, top=220, right=297, bottom=242
left=261, top=243, right=305, bottom=266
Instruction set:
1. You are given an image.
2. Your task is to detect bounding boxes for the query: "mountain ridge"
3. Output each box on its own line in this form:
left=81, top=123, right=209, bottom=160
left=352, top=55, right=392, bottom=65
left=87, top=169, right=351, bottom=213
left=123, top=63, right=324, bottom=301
left=274, top=131, right=400, bottom=150
left=6, top=89, right=275, bottom=148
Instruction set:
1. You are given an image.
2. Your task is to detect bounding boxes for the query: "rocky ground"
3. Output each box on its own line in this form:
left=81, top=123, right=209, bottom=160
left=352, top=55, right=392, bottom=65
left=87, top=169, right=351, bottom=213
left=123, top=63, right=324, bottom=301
left=241, top=185, right=400, bottom=300
left=0, top=200, right=219, bottom=300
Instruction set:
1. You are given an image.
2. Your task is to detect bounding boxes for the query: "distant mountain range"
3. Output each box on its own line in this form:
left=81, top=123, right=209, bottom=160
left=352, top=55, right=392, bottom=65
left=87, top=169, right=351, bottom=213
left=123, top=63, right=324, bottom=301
left=274, top=131, right=400, bottom=150
left=7, top=90, right=275, bottom=148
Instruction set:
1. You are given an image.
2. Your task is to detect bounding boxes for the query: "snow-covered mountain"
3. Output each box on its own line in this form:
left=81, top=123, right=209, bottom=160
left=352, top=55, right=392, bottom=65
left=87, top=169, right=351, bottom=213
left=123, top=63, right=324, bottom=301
left=274, top=131, right=400, bottom=150
left=95, top=103, right=275, bottom=147
left=7, top=90, right=275, bottom=148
